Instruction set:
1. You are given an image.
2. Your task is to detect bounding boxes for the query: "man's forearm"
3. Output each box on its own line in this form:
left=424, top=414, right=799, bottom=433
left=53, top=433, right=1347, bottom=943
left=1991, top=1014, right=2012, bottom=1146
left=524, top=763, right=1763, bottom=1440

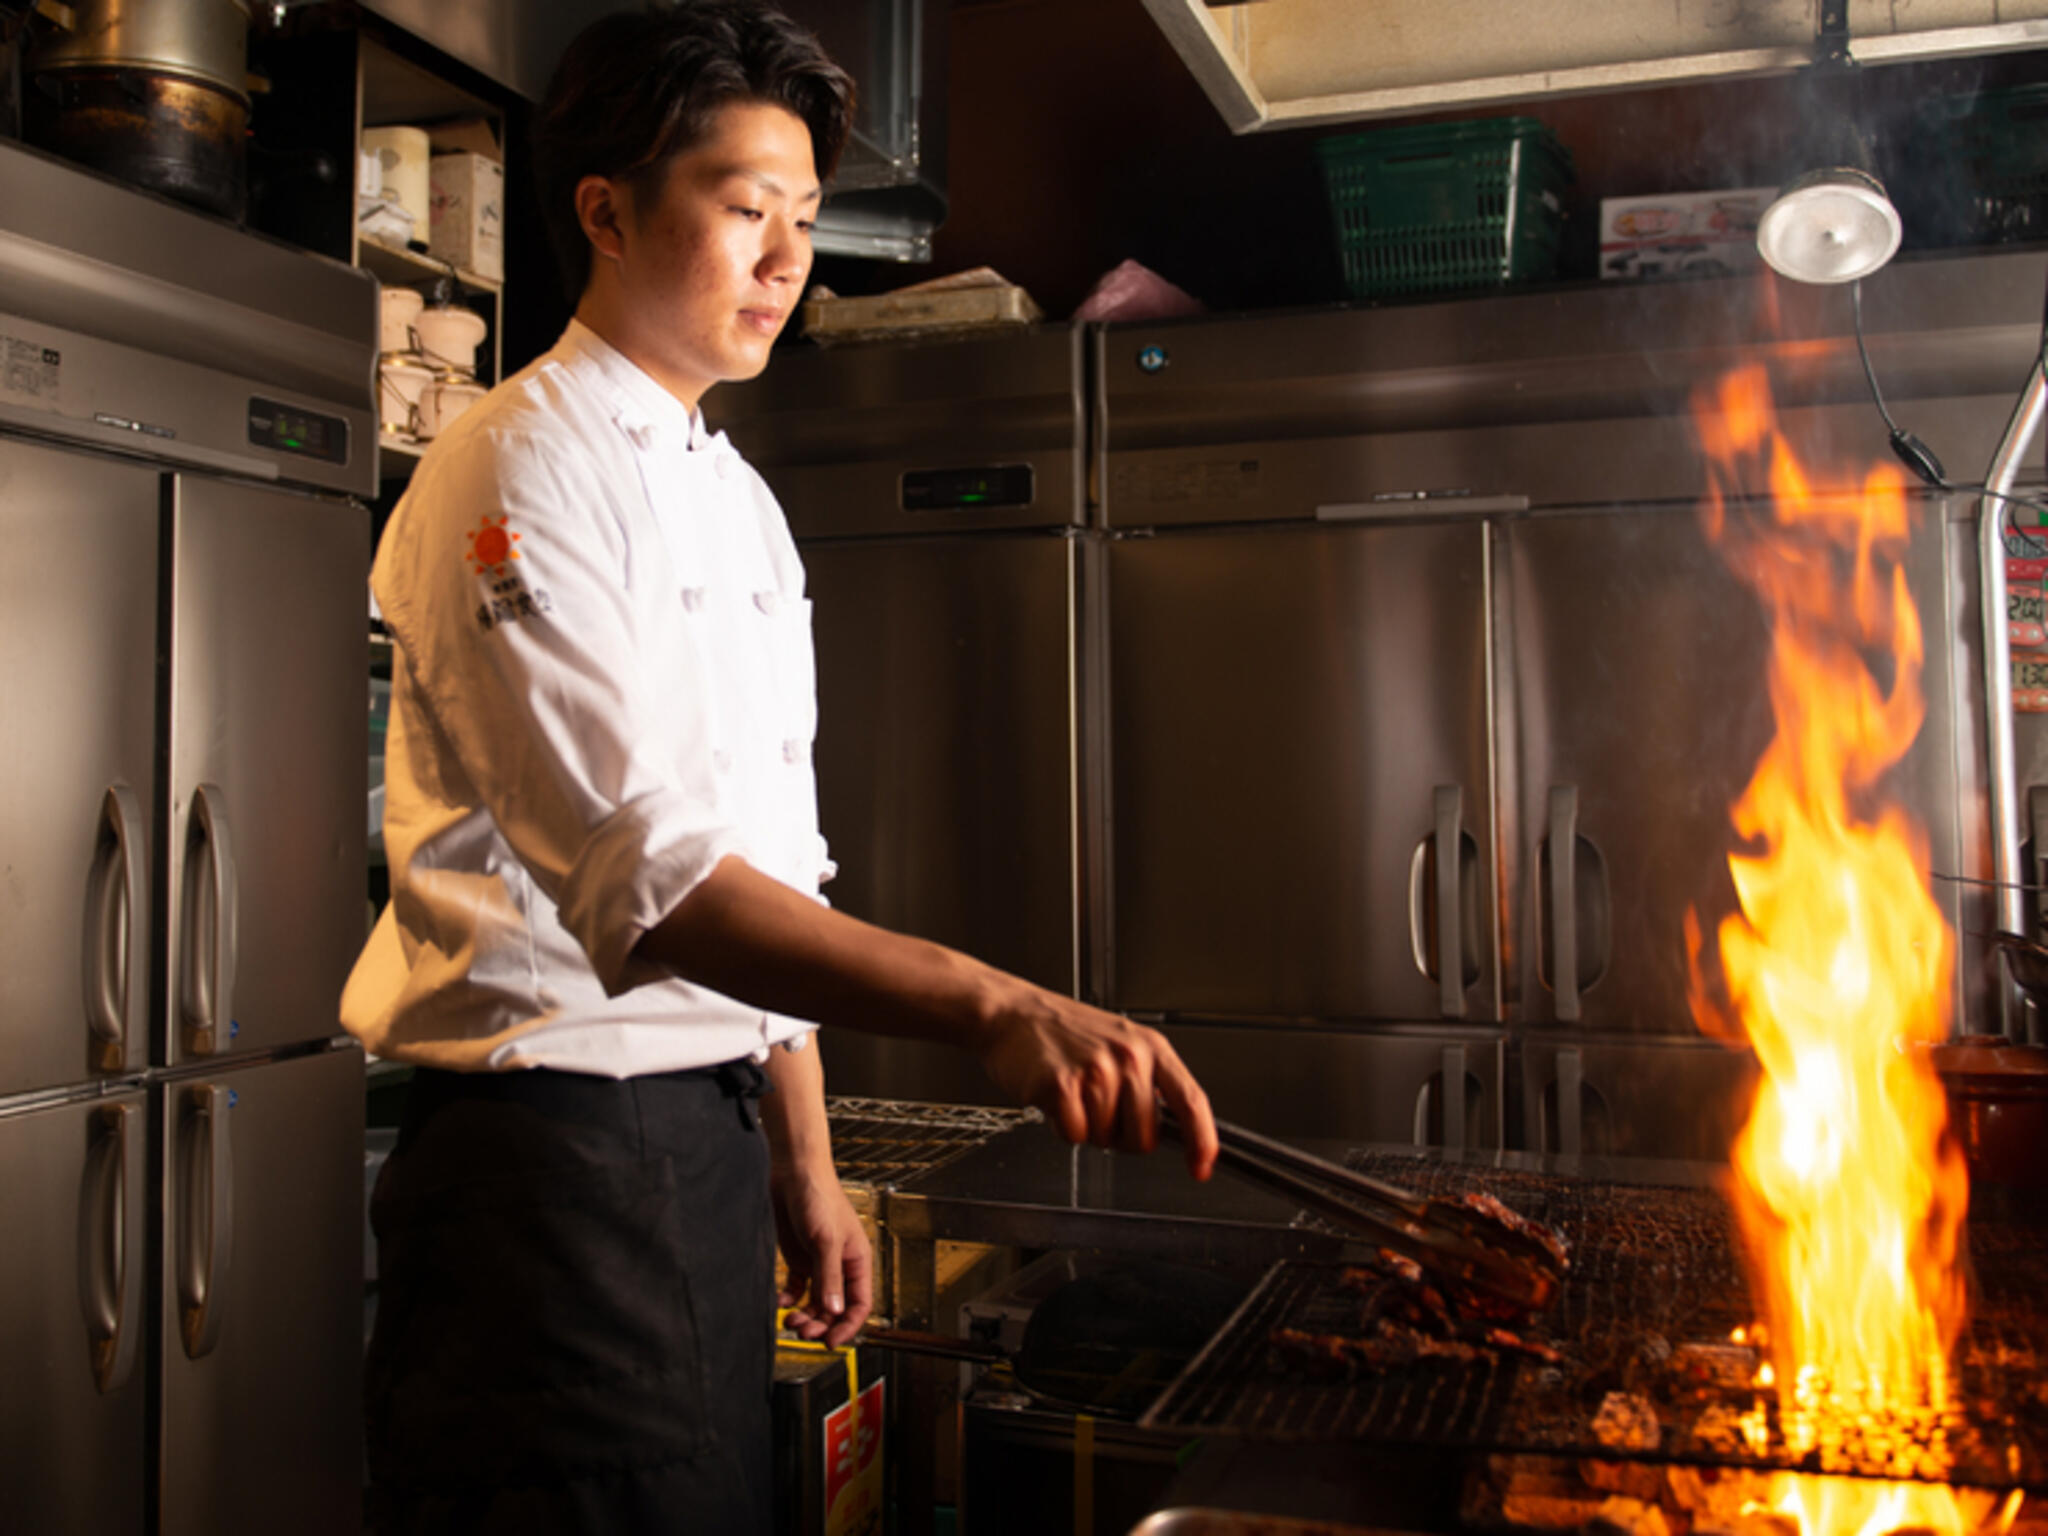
left=760, top=1036, right=833, bottom=1176
left=633, top=853, right=1219, bottom=1180
left=637, top=854, right=1015, bottom=1048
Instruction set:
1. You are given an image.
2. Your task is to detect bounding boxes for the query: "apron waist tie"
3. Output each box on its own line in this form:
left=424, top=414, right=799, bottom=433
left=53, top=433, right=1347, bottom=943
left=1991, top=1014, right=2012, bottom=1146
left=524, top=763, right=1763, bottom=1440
left=710, top=1057, right=769, bottom=1131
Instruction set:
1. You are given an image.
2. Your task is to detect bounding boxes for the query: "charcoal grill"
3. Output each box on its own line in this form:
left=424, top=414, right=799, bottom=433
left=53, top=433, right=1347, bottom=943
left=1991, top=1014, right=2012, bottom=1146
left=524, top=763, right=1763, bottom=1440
left=1143, top=1152, right=2048, bottom=1496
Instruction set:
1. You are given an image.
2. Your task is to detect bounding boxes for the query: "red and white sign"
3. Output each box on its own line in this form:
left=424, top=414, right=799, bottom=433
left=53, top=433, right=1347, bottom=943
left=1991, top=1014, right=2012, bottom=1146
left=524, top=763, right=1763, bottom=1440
left=822, top=1377, right=885, bottom=1536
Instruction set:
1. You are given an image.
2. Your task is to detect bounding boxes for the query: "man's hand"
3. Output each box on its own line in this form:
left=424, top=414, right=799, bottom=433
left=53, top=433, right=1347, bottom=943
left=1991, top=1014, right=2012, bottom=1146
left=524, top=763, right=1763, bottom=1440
left=972, top=983, right=1219, bottom=1182
left=772, top=1163, right=872, bottom=1348
left=759, top=1040, right=870, bottom=1348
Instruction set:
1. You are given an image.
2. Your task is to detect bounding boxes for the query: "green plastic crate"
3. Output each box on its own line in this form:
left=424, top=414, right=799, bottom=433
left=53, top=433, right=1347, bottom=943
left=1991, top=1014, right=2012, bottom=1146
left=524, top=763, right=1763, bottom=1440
left=1314, top=116, right=1575, bottom=299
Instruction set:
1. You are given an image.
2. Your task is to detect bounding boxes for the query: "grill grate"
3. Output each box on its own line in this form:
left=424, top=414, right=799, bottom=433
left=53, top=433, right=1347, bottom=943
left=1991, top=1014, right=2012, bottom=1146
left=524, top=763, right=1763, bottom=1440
left=825, top=1097, right=1037, bottom=1188
left=1144, top=1153, right=2048, bottom=1492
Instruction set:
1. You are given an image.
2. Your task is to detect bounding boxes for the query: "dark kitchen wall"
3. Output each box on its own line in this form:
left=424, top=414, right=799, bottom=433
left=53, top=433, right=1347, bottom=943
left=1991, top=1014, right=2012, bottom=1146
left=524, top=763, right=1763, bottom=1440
left=810, top=0, right=2048, bottom=320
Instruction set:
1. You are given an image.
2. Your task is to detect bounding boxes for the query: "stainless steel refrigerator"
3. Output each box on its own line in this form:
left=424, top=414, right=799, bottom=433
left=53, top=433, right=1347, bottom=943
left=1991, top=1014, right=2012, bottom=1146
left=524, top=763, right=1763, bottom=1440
left=715, top=325, right=1092, bottom=1106
left=1094, top=250, right=2027, bottom=1158
left=0, top=137, right=373, bottom=1533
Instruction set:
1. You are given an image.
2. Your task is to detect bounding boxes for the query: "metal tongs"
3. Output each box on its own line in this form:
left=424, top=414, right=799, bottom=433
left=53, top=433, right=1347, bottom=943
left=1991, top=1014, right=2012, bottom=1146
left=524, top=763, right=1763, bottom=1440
left=1161, top=1109, right=1569, bottom=1318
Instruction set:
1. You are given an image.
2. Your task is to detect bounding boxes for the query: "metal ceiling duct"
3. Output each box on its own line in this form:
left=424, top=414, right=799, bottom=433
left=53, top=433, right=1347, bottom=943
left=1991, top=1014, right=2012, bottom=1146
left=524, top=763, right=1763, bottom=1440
left=1141, top=0, right=2048, bottom=133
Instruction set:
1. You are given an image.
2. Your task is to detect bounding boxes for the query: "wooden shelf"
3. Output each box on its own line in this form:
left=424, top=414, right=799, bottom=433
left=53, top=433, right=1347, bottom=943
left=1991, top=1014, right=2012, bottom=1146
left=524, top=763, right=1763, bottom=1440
left=356, top=233, right=500, bottom=296
left=355, top=33, right=505, bottom=493
left=377, top=433, right=424, bottom=479
left=360, top=35, right=495, bottom=129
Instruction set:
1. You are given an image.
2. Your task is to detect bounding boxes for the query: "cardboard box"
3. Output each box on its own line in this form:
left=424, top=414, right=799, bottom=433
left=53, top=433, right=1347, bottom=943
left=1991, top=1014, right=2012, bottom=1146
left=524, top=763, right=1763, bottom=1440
left=428, top=151, right=504, bottom=283
left=1598, top=188, right=1777, bottom=280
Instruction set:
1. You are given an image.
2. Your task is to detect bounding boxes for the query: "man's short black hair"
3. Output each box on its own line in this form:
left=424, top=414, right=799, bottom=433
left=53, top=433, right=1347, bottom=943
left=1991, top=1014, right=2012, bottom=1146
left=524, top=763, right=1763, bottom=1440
left=533, top=2, right=855, bottom=301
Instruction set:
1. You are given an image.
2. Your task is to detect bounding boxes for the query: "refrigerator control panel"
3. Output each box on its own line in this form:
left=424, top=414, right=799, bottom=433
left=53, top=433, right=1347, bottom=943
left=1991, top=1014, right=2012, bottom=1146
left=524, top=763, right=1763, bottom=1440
left=901, top=463, right=1033, bottom=513
left=247, top=397, right=350, bottom=467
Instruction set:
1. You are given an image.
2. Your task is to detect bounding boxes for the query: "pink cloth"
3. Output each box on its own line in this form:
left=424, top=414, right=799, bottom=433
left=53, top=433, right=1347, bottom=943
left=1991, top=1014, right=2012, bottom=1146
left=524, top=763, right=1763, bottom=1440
left=1071, top=260, right=1206, bottom=322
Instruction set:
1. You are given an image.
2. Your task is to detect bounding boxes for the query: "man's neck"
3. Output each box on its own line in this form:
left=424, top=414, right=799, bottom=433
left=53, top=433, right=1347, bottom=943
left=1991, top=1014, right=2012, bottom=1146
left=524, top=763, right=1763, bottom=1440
left=573, top=288, right=706, bottom=414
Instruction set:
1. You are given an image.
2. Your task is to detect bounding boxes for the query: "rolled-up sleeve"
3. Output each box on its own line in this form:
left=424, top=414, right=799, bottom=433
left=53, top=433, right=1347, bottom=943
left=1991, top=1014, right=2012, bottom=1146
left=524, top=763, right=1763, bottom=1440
left=376, top=425, right=746, bottom=996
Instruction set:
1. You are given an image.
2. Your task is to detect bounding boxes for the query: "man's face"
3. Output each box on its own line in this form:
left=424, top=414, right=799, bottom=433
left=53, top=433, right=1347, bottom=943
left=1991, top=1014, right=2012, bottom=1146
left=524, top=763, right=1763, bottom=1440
left=607, top=99, right=820, bottom=405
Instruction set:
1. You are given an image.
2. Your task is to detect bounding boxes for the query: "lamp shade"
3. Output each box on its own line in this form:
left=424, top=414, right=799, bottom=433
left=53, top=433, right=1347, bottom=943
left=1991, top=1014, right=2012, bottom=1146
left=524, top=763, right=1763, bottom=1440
left=1756, top=166, right=1902, bottom=284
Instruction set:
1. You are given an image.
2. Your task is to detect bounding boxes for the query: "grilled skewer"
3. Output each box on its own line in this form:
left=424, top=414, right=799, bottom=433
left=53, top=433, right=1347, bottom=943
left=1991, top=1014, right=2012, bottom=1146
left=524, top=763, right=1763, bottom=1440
left=1160, top=1109, right=1569, bottom=1318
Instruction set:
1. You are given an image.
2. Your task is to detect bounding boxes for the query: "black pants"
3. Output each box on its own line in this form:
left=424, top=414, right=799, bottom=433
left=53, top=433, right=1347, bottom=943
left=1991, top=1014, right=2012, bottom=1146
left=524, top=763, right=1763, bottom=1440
left=365, top=1062, right=774, bottom=1535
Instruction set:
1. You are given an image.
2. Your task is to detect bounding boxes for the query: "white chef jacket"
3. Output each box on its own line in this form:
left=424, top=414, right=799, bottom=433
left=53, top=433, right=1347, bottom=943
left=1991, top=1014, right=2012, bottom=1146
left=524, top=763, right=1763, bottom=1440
left=341, top=318, right=832, bottom=1075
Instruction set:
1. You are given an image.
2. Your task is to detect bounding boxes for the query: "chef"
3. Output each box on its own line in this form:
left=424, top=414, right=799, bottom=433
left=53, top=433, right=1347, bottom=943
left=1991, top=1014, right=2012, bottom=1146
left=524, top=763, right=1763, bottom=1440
left=340, top=3, right=1218, bottom=1532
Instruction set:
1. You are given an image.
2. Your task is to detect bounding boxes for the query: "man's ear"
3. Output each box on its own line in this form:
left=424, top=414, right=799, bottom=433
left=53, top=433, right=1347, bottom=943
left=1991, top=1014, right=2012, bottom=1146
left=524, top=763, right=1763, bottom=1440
left=575, top=174, right=628, bottom=266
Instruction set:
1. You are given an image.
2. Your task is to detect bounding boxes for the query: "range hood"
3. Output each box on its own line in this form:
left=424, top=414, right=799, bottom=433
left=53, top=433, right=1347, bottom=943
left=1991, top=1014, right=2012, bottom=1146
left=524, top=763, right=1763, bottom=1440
left=361, top=0, right=945, bottom=260
left=1141, top=0, right=2048, bottom=132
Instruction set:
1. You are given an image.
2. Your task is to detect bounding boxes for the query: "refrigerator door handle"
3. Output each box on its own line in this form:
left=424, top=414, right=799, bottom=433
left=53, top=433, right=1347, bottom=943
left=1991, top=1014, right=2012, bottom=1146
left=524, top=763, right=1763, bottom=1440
left=76, top=1101, right=142, bottom=1393
left=1408, top=785, right=1472, bottom=1019
left=82, top=784, right=145, bottom=1072
left=1554, top=1046, right=1586, bottom=1156
left=1541, top=785, right=1611, bottom=1024
left=179, top=783, right=239, bottom=1057
left=1548, top=786, right=1584, bottom=1022
left=177, top=1082, right=235, bottom=1359
left=1410, top=1042, right=1472, bottom=1149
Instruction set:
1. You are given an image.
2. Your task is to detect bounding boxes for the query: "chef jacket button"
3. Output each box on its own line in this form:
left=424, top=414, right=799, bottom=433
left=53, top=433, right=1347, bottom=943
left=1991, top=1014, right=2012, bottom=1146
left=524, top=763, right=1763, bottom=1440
left=681, top=586, right=705, bottom=613
left=753, top=590, right=780, bottom=616
left=782, top=738, right=806, bottom=764
left=713, top=749, right=734, bottom=774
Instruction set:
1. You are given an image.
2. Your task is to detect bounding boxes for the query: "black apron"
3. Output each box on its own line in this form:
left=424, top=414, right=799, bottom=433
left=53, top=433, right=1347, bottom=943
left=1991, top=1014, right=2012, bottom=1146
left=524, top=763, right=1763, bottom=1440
left=365, top=1060, right=774, bottom=1536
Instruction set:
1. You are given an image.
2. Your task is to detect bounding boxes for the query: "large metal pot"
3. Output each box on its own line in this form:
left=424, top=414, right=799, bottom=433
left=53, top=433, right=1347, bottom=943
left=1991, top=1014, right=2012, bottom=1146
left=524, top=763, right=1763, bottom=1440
left=23, top=0, right=252, bottom=221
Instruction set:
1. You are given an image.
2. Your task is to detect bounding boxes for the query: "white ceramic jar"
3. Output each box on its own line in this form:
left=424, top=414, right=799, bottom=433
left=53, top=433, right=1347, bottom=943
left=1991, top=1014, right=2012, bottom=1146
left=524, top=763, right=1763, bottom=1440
left=379, top=287, right=424, bottom=355
left=413, top=305, right=488, bottom=374
left=417, top=374, right=487, bottom=440
left=379, top=355, right=435, bottom=438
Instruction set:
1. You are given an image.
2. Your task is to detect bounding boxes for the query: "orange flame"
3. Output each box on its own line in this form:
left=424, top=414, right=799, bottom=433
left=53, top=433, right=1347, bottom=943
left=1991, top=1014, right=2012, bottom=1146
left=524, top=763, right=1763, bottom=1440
left=1690, top=367, right=2007, bottom=1536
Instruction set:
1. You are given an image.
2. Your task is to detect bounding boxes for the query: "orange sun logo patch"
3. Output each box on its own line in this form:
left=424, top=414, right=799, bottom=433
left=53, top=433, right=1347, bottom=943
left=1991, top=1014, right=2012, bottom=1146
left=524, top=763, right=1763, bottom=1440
left=465, top=514, right=522, bottom=577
